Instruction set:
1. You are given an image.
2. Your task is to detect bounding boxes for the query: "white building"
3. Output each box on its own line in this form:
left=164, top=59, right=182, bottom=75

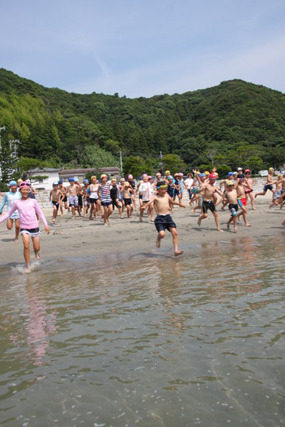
left=27, top=167, right=120, bottom=190
left=27, top=168, right=61, bottom=190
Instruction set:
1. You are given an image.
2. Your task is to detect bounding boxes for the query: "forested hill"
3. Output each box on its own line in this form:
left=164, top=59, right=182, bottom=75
left=0, top=68, right=284, bottom=175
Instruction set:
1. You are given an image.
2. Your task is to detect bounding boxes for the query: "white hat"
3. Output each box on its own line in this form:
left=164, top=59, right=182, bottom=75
left=237, top=167, right=242, bottom=171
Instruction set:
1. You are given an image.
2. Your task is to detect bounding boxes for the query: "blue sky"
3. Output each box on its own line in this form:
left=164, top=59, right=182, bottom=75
left=1, top=0, right=285, bottom=97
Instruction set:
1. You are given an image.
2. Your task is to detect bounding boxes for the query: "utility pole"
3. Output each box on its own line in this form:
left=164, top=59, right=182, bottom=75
left=0, top=126, right=5, bottom=151
left=119, top=150, right=123, bottom=173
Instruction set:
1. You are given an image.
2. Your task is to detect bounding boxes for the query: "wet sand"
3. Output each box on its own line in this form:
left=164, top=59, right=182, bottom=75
left=0, top=193, right=284, bottom=267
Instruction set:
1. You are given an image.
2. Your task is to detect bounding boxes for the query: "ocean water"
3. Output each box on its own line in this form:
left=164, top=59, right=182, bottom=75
left=0, top=234, right=284, bottom=426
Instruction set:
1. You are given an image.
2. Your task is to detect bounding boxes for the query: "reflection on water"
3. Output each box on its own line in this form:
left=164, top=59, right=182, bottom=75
left=0, top=235, right=285, bottom=426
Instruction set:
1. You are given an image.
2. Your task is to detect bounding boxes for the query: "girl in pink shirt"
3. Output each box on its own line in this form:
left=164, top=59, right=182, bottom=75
left=0, top=181, right=50, bottom=271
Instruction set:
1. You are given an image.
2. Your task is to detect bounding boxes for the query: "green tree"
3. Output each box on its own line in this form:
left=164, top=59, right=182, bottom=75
left=161, top=154, right=186, bottom=174
left=123, top=155, right=147, bottom=178
left=82, top=145, right=119, bottom=169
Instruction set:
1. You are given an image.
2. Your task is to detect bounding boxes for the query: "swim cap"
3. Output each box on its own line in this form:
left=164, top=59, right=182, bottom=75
left=101, top=174, right=107, bottom=179
left=157, top=181, right=167, bottom=189
left=205, top=171, right=210, bottom=175
left=199, top=173, right=205, bottom=178
left=19, top=180, right=31, bottom=189
left=226, top=180, right=234, bottom=186
left=9, top=180, right=17, bottom=186
left=178, top=173, right=184, bottom=176
left=148, top=176, right=153, bottom=180
left=269, top=167, right=274, bottom=172
left=237, top=167, right=242, bottom=171
left=165, top=170, right=170, bottom=174
left=128, top=174, right=133, bottom=179
left=83, top=179, right=89, bottom=184
left=209, top=173, right=217, bottom=180
left=228, top=172, right=234, bottom=176
left=17, top=178, right=23, bottom=184
left=91, top=176, right=96, bottom=180
left=74, top=177, right=79, bottom=182
left=58, top=180, right=63, bottom=184
left=69, top=177, right=74, bottom=182
left=53, top=182, right=58, bottom=186
left=168, top=175, right=173, bottom=180
left=244, top=169, right=251, bottom=173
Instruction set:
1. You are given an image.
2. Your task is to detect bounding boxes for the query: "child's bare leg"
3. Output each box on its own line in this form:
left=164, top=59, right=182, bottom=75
left=242, top=207, right=250, bottom=226
left=198, top=213, right=207, bottom=226
left=148, top=204, right=154, bottom=221
left=15, top=219, right=20, bottom=241
left=156, top=230, right=165, bottom=248
left=170, top=228, right=183, bottom=256
left=213, top=212, right=223, bottom=232
left=103, top=207, right=108, bottom=225
left=249, top=192, right=255, bottom=209
left=233, top=216, right=238, bottom=232
left=52, top=205, right=57, bottom=223
left=107, top=205, right=113, bottom=222
left=22, top=233, right=31, bottom=268
left=32, top=236, right=41, bottom=260
left=227, top=216, right=233, bottom=229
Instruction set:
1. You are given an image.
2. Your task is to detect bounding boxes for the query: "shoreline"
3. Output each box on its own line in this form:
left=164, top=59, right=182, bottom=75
left=0, top=194, right=284, bottom=268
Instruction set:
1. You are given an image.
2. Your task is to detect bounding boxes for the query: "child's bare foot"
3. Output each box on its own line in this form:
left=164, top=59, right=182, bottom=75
left=174, top=250, right=183, bottom=256
left=217, top=228, right=224, bottom=232
left=234, top=227, right=238, bottom=233
left=246, top=223, right=251, bottom=227
left=197, top=217, right=202, bottom=226
left=139, top=215, right=142, bottom=222
left=156, top=238, right=160, bottom=248
left=35, top=252, right=40, bottom=260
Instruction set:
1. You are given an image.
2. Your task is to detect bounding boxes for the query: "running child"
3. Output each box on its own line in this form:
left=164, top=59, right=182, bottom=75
left=100, top=174, right=113, bottom=225
left=197, top=173, right=224, bottom=231
left=141, top=181, right=186, bottom=256
left=0, top=181, right=50, bottom=272
left=255, top=167, right=275, bottom=199
left=110, top=178, right=123, bottom=219
left=0, top=180, right=21, bottom=241
left=66, top=177, right=78, bottom=219
left=49, top=183, right=62, bottom=223
left=236, top=175, right=251, bottom=227
left=122, top=182, right=134, bottom=218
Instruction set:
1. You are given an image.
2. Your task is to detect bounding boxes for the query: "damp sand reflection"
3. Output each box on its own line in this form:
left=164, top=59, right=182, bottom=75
left=0, top=235, right=284, bottom=426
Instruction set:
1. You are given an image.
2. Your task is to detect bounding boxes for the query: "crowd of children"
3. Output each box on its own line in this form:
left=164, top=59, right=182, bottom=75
left=0, top=168, right=284, bottom=270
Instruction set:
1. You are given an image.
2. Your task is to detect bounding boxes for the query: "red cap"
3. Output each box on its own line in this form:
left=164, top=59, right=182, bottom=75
left=209, top=173, right=217, bottom=180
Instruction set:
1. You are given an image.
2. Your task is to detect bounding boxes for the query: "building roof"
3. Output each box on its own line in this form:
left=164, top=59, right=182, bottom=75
left=29, top=168, right=61, bottom=173
left=59, top=167, right=119, bottom=177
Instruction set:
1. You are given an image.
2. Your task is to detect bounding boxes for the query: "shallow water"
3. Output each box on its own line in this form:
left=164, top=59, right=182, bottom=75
left=0, top=234, right=285, bottom=426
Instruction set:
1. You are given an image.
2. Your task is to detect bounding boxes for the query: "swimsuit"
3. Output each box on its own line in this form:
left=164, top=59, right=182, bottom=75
left=69, top=195, right=78, bottom=206
left=229, top=203, right=238, bottom=217
left=154, top=214, right=176, bottom=232
left=238, top=197, right=247, bottom=207
left=202, top=200, right=216, bottom=214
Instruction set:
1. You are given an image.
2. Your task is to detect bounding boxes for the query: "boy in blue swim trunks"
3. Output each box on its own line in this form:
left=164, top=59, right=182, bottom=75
left=141, top=181, right=186, bottom=256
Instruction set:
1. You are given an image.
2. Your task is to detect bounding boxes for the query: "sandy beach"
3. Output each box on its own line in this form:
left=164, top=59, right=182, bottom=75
left=0, top=192, right=284, bottom=268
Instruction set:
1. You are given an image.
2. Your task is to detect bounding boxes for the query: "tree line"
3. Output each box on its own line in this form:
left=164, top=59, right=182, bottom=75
left=0, top=68, right=284, bottom=186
